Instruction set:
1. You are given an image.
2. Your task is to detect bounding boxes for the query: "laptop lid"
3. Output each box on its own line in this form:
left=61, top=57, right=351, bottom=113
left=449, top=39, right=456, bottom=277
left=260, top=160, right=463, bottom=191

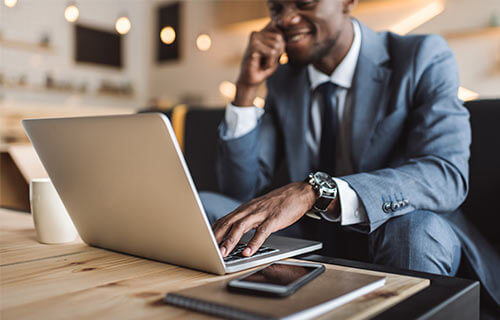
left=23, top=113, right=322, bottom=275
left=23, top=113, right=227, bottom=274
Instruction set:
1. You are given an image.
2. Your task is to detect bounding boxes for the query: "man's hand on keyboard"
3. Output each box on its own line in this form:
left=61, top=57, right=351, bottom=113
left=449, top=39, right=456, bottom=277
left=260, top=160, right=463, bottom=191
left=223, top=244, right=279, bottom=264
left=212, top=182, right=317, bottom=258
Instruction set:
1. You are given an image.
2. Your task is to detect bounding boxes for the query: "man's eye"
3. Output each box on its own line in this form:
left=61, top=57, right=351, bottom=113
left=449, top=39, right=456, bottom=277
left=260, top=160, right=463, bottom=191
left=296, top=0, right=317, bottom=10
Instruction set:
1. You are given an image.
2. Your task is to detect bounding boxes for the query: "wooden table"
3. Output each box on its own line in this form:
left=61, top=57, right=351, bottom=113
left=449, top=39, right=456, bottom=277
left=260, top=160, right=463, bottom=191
left=0, top=208, right=460, bottom=319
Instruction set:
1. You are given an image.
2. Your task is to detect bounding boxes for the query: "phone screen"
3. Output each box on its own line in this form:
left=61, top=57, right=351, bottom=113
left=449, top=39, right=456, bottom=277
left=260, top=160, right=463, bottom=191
left=239, top=263, right=318, bottom=286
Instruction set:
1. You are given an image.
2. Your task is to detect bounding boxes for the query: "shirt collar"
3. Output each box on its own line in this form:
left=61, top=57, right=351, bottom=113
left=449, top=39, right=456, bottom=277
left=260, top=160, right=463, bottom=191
left=308, top=19, right=361, bottom=90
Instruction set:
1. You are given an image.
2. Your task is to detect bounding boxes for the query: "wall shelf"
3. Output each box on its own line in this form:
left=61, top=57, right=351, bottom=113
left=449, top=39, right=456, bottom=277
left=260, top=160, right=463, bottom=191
left=0, top=38, right=55, bottom=54
left=445, top=26, right=500, bottom=40
left=0, top=83, right=134, bottom=100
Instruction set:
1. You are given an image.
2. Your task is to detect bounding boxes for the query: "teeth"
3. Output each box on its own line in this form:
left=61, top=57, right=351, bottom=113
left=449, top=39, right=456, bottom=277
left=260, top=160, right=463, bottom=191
left=290, top=34, right=306, bottom=42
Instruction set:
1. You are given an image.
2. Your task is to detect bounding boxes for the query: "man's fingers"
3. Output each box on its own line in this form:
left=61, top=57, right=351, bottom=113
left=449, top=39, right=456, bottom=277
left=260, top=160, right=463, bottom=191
left=219, top=221, right=248, bottom=257
left=259, top=38, right=285, bottom=69
left=250, top=42, right=281, bottom=62
left=219, top=213, right=264, bottom=257
left=243, top=223, right=274, bottom=256
left=213, top=217, right=232, bottom=244
left=250, top=30, right=283, bottom=52
left=213, top=203, right=254, bottom=243
left=256, top=34, right=285, bottom=59
left=238, top=26, right=285, bottom=87
left=247, top=31, right=284, bottom=68
left=220, top=233, right=238, bottom=257
left=259, top=37, right=284, bottom=55
left=248, top=42, right=282, bottom=71
left=263, top=19, right=281, bottom=34
left=260, top=31, right=284, bottom=46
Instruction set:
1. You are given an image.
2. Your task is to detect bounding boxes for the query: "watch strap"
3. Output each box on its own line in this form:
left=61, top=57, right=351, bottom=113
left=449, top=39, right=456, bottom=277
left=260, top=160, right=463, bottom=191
left=313, top=196, right=333, bottom=212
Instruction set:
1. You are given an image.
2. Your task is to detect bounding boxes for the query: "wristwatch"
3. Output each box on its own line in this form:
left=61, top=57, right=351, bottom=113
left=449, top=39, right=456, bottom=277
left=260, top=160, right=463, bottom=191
left=305, top=172, right=338, bottom=220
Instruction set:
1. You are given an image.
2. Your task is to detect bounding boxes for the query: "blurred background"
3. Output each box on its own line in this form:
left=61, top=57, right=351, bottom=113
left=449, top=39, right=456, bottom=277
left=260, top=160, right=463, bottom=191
left=0, top=0, right=499, bottom=147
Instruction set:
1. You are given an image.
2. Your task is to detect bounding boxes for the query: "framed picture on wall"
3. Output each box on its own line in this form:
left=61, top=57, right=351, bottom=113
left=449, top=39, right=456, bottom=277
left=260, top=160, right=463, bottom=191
left=74, top=24, right=122, bottom=68
left=157, top=1, right=181, bottom=63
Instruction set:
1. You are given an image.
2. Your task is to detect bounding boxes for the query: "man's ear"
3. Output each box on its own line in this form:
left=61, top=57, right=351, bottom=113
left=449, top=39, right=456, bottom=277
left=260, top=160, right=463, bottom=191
left=342, top=0, right=358, bottom=14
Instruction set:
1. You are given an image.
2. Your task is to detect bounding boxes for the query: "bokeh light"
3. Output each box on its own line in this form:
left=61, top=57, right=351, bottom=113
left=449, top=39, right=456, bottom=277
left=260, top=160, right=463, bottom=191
left=4, top=0, right=17, bottom=8
left=160, top=26, right=176, bottom=45
left=219, top=81, right=236, bottom=100
left=279, top=53, right=288, bottom=64
left=115, top=16, right=131, bottom=35
left=64, top=5, right=79, bottom=23
left=253, top=97, right=265, bottom=108
left=196, top=34, right=212, bottom=51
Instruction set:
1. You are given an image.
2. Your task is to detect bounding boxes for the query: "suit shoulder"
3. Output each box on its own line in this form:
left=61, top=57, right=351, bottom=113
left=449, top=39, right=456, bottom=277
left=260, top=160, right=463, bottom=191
left=386, top=33, right=452, bottom=61
left=384, top=33, right=454, bottom=75
left=385, top=32, right=447, bottom=48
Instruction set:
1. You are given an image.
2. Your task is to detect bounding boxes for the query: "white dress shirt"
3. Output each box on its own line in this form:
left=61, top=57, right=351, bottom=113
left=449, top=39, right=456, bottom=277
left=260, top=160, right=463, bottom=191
left=222, top=20, right=367, bottom=226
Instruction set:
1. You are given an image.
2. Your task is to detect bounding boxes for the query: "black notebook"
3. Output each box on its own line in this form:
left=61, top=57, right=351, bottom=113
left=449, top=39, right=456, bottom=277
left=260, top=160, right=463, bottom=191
left=164, top=267, right=386, bottom=320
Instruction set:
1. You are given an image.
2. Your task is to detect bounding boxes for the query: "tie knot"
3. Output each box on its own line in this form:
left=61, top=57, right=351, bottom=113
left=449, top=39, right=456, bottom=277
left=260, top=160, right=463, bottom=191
left=315, top=81, right=337, bottom=95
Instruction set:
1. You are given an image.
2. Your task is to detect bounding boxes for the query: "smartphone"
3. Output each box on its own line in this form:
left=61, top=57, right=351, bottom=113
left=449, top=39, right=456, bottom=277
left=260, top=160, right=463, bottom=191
left=227, top=261, right=325, bottom=297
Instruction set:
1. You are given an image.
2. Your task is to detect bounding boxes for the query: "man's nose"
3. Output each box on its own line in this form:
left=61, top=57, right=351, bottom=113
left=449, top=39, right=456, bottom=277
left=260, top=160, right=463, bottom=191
left=276, top=7, right=301, bottom=28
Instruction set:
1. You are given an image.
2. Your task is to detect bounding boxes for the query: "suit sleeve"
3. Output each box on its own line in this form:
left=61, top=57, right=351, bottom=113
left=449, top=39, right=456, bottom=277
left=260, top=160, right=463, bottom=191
left=342, top=35, right=471, bottom=233
left=216, top=95, right=283, bottom=202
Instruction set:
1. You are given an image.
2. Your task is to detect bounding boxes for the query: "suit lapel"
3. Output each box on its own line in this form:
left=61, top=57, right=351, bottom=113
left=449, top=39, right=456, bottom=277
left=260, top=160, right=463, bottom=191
left=279, top=22, right=391, bottom=179
left=351, top=22, right=391, bottom=171
left=281, top=67, right=312, bottom=182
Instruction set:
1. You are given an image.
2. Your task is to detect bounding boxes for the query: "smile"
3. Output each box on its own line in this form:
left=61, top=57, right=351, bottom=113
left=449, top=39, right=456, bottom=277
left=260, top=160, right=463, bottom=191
left=289, top=33, right=308, bottom=42
left=285, top=29, right=313, bottom=43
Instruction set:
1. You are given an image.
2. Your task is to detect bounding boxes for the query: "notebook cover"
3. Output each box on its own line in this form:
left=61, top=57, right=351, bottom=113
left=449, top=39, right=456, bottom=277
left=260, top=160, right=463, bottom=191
left=164, top=267, right=386, bottom=320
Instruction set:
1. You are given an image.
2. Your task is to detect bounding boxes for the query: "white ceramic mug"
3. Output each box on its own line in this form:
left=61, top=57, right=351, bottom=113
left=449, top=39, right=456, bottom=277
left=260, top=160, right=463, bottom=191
left=30, top=178, right=78, bottom=244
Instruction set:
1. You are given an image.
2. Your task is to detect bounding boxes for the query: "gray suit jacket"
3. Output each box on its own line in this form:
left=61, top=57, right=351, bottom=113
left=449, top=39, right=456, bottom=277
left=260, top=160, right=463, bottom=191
left=216, top=22, right=471, bottom=233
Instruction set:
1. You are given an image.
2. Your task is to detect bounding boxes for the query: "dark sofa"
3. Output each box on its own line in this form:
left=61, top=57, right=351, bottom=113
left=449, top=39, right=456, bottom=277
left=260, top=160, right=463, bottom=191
left=460, top=100, right=500, bottom=249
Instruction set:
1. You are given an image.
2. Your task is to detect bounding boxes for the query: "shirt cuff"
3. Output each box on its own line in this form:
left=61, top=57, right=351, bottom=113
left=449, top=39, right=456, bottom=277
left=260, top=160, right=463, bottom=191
left=222, top=103, right=265, bottom=139
left=320, top=177, right=368, bottom=225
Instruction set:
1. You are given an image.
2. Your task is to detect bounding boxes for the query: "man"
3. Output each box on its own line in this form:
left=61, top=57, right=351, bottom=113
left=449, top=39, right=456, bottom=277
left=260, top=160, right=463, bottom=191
left=202, top=0, right=470, bottom=276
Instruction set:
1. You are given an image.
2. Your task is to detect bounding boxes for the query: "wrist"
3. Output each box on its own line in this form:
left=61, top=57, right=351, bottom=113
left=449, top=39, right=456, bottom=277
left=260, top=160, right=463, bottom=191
left=300, top=181, right=318, bottom=209
left=233, top=82, right=260, bottom=107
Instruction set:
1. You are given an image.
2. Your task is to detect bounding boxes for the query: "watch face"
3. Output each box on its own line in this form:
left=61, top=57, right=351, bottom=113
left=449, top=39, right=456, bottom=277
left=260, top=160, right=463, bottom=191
left=314, top=172, right=336, bottom=192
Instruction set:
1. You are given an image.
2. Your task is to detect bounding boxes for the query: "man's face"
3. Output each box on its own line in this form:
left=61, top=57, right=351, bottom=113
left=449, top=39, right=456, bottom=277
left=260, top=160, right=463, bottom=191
left=267, top=0, right=350, bottom=66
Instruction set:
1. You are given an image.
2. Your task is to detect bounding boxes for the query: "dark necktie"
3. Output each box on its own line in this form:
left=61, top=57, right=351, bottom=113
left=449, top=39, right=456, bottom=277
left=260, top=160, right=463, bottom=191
left=316, top=82, right=338, bottom=176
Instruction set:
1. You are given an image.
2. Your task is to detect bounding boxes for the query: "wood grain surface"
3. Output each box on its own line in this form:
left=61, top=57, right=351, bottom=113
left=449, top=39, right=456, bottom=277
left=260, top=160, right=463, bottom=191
left=0, top=208, right=429, bottom=319
left=0, top=209, right=89, bottom=265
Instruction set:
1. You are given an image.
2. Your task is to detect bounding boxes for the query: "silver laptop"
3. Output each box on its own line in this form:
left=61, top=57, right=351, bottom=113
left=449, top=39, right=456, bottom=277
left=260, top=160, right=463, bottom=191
left=23, top=113, right=321, bottom=275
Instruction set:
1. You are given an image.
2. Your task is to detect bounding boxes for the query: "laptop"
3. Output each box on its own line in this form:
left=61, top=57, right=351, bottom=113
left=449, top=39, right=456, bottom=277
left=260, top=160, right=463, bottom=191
left=23, top=113, right=322, bottom=275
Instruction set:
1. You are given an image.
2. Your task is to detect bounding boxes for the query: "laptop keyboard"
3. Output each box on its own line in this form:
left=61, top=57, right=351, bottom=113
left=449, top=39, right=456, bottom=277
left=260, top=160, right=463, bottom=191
left=223, top=244, right=279, bottom=264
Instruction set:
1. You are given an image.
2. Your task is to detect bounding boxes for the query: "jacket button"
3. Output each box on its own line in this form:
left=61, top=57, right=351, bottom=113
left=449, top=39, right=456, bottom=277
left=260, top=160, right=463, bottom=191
left=391, top=201, right=400, bottom=211
left=398, top=200, right=406, bottom=208
left=382, top=202, right=392, bottom=213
